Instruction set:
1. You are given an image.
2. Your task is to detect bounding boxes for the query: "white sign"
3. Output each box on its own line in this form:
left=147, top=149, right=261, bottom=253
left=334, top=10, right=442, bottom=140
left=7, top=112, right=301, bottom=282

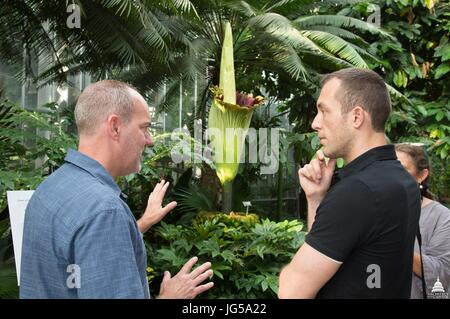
left=242, top=201, right=252, bottom=215
left=6, top=190, right=34, bottom=285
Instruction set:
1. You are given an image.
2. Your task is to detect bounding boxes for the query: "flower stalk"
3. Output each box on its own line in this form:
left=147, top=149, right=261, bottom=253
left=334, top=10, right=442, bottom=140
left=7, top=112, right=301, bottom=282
left=208, top=21, right=264, bottom=213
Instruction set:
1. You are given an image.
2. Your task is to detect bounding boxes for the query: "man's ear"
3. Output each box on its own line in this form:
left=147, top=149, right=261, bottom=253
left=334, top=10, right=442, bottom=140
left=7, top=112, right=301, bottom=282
left=106, top=114, right=121, bottom=140
left=351, top=106, right=365, bottom=129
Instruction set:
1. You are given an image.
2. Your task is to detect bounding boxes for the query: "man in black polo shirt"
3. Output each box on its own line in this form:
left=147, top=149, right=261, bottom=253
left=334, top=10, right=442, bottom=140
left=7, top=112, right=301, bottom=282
left=278, top=68, right=421, bottom=298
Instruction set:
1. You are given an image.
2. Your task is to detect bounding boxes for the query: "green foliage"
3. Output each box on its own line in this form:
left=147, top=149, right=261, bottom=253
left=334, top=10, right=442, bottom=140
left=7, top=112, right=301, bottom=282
left=0, top=97, right=76, bottom=298
left=350, top=0, right=450, bottom=202
left=168, top=168, right=217, bottom=225
left=146, top=213, right=305, bottom=298
left=120, top=132, right=216, bottom=219
left=0, top=100, right=77, bottom=211
left=0, top=215, right=19, bottom=298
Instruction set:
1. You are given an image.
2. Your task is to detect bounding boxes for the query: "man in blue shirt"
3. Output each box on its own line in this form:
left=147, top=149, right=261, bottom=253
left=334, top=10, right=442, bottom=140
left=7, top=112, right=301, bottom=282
left=20, top=80, right=214, bottom=298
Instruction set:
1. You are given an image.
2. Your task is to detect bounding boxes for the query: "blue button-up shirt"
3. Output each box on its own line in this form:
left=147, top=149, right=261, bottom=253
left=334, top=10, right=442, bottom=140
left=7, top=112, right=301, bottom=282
left=20, top=149, right=150, bottom=299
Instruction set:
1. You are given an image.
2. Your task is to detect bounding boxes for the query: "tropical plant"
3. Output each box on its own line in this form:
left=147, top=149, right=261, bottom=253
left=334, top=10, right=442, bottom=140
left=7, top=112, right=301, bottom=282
left=119, top=130, right=217, bottom=220
left=349, top=0, right=450, bottom=202
left=0, top=102, right=76, bottom=194
left=208, top=21, right=264, bottom=213
left=0, top=95, right=77, bottom=299
left=146, top=213, right=306, bottom=298
left=123, top=0, right=395, bottom=122
left=0, top=209, right=19, bottom=299
left=0, top=0, right=196, bottom=84
left=1, top=0, right=398, bottom=141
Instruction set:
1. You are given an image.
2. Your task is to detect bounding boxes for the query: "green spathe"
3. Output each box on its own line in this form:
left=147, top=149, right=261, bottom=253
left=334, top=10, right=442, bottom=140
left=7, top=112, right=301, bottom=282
left=219, top=22, right=236, bottom=105
left=208, top=22, right=264, bottom=186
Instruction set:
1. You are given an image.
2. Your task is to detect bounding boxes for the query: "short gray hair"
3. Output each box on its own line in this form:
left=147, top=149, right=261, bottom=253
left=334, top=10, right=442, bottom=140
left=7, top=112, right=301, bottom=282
left=75, top=80, right=135, bottom=135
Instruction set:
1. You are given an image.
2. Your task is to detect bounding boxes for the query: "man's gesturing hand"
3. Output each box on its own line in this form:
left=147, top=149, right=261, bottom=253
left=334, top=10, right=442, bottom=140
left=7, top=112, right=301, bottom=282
left=158, top=257, right=214, bottom=299
left=138, top=179, right=177, bottom=233
left=298, top=150, right=336, bottom=203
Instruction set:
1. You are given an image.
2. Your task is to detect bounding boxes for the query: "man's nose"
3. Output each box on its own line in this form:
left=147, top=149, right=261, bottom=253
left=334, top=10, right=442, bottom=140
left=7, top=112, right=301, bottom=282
left=146, top=135, right=153, bottom=147
left=311, top=114, right=320, bottom=131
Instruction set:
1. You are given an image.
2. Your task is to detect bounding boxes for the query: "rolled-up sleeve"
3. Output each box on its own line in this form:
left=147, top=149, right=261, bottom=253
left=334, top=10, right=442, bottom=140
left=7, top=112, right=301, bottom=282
left=72, top=209, right=147, bottom=299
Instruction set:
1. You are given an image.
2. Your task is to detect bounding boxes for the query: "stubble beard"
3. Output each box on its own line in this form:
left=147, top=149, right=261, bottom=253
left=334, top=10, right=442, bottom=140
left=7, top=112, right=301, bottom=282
left=323, top=131, right=353, bottom=160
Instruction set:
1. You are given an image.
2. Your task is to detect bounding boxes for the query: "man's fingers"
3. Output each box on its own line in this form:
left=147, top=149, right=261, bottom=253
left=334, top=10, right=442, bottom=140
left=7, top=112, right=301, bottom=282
left=190, top=261, right=212, bottom=279
left=179, top=256, right=198, bottom=274
left=302, top=164, right=320, bottom=184
left=161, top=201, right=177, bottom=215
left=299, top=165, right=311, bottom=179
left=310, top=160, right=322, bottom=181
left=192, top=269, right=213, bottom=286
left=316, top=150, right=325, bottom=161
left=193, top=282, right=214, bottom=297
left=326, top=158, right=337, bottom=173
left=150, top=180, right=172, bottom=204
left=162, top=271, right=171, bottom=283
left=153, top=180, right=164, bottom=194
left=156, top=182, right=170, bottom=201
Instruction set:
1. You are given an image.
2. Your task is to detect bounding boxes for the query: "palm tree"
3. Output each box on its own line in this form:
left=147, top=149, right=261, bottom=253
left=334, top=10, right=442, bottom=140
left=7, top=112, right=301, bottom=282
left=0, top=0, right=194, bottom=85
left=116, top=0, right=394, bottom=121
left=1, top=0, right=393, bottom=111
left=1, top=0, right=397, bottom=214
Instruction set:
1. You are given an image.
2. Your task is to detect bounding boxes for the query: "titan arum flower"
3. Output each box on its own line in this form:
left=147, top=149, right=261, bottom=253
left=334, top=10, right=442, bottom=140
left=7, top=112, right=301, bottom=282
left=208, top=22, right=264, bottom=213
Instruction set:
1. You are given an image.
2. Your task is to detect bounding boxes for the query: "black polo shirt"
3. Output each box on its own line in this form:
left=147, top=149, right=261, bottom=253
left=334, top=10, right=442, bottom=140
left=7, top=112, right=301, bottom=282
left=305, top=144, right=421, bottom=298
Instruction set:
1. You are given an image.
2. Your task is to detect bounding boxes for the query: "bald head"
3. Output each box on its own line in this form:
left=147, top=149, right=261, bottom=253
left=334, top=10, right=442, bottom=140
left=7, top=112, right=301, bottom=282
left=75, top=80, right=138, bottom=135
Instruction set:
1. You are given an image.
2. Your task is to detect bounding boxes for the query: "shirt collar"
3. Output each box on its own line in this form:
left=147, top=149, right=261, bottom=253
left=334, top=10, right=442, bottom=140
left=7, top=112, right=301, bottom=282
left=336, top=144, right=397, bottom=180
left=64, top=148, right=122, bottom=197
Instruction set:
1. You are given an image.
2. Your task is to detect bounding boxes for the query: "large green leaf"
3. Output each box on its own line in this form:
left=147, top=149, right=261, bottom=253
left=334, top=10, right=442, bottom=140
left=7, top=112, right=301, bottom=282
left=295, top=15, right=394, bottom=39
left=301, top=30, right=368, bottom=67
left=434, top=63, right=450, bottom=79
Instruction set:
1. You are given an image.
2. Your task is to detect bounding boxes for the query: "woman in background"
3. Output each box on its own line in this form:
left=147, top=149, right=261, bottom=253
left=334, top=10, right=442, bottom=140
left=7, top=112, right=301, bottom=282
left=395, top=143, right=450, bottom=298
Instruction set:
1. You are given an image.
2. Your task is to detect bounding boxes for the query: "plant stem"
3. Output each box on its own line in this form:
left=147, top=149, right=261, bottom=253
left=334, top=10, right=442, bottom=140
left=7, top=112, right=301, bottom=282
left=222, top=181, right=233, bottom=213
left=276, top=161, right=283, bottom=220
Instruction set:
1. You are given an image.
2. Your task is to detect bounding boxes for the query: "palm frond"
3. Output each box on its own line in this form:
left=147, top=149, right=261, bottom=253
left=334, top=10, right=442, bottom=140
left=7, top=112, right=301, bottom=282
left=349, top=43, right=382, bottom=64
left=0, top=0, right=181, bottom=86
left=299, top=50, right=353, bottom=71
left=386, top=83, right=409, bottom=103
left=266, top=0, right=313, bottom=12
left=247, top=12, right=293, bottom=31
left=101, top=0, right=135, bottom=17
left=223, top=0, right=260, bottom=18
left=301, top=25, right=369, bottom=46
left=247, top=13, right=321, bottom=57
left=301, top=30, right=367, bottom=67
left=288, top=0, right=365, bottom=17
left=295, top=15, right=394, bottom=40
left=172, top=186, right=215, bottom=214
left=168, top=0, right=200, bottom=17
left=272, top=46, right=308, bottom=81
